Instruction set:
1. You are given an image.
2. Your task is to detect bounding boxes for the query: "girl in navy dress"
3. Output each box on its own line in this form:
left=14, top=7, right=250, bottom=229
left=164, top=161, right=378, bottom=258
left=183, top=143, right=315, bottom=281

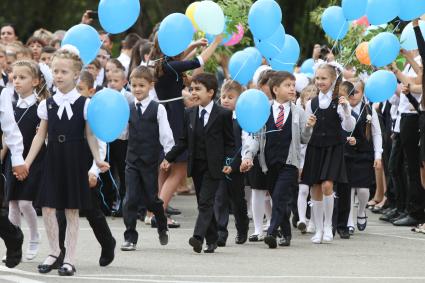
left=302, top=63, right=356, bottom=244
left=25, top=47, right=109, bottom=276
left=3, top=60, right=48, bottom=261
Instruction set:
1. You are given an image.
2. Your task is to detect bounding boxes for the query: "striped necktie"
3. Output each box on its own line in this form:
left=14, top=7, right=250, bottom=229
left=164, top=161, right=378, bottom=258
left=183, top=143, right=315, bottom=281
left=275, top=105, right=285, bottom=129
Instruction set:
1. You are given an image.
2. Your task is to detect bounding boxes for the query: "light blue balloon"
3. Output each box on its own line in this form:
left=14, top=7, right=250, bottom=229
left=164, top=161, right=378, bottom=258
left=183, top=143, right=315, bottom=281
left=248, top=0, right=282, bottom=40
left=254, top=24, right=286, bottom=59
left=365, top=70, right=397, bottom=103
left=88, top=88, right=130, bottom=143
left=401, top=21, right=425, bottom=51
left=158, top=13, right=194, bottom=57
left=229, top=50, right=260, bottom=85
left=399, top=0, right=425, bottom=21
left=98, top=0, right=140, bottom=34
left=300, top=58, right=315, bottom=75
left=61, top=24, right=102, bottom=65
left=194, top=0, right=225, bottom=35
left=321, top=6, right=349, bottom=40
left=366, top=0, right=400, bottom=26
left=236, top=89, right=270, bottom=133
left=342, top=0, right=367, bottom=20
left=369, top=32, right=400, bottom=67
left=269, top=34, right=300, bottom=72
left=243, top=47, right=263, bottom=68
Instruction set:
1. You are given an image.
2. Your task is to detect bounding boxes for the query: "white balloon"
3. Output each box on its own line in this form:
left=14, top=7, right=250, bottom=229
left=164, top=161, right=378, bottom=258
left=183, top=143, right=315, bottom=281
left=194, top=1, right=225, bottom=35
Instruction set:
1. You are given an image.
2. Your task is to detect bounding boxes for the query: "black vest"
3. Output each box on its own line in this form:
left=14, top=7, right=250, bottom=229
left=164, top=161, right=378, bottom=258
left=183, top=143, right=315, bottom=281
left=13, top=102, right=42, bottom=158
left=265, top=107, right=292, bottom=167
left=345, top=103, right=374, bottom=156
left=309, top=96, right=344, bottom=147
left=127, top=100, right=160, bottom=165
left=194, top=109, right=207, bottom=160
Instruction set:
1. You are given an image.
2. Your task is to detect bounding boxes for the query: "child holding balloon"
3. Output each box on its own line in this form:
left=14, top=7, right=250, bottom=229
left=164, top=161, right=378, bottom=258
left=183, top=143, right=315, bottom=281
left=24, top=47, right=110, bottom=276
left=301, top=62, right=356, bottom=244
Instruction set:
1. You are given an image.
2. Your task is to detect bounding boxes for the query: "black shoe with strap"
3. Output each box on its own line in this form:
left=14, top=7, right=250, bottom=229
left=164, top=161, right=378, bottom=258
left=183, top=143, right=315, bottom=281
left=58, top=263, right=76, bottom=276
left=357, top=215, right=368, bottom=231
left=38, top=252, right=64, bottom=274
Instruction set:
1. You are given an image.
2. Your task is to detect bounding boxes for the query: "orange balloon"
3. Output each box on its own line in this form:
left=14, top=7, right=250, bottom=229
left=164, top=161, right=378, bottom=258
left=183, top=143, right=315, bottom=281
left=356, top=42, right=371, bottom=65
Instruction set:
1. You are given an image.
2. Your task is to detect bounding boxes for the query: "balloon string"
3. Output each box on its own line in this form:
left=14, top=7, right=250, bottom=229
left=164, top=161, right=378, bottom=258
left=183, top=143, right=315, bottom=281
left=329, top=22, right=348, bottom=57
left=229, top=53, right=255, bottom=85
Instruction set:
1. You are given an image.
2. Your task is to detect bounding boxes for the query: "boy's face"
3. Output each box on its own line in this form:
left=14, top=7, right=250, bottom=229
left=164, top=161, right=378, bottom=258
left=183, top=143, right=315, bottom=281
left=131, top=77, right=152, bottom=101
left=105, top=62, right=117, bottom=80
left=220, top=90, right=239, bottom=111
left=108, top=72, right=126, bottom=91
left=40, top=52, right=53, bottom=66
left=190, top=82, right=214, bottom=107
left=29, top=42, right=43, bottom=61
left=77, top=80, right=94, bottom=97
left=273, top=78, right=296, bottom=103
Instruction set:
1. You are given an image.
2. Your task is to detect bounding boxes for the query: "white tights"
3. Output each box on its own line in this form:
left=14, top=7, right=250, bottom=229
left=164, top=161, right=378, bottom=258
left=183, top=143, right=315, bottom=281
left=347, top=188, right=370, bottom=227
left=297, top=184, right=310, bottom=223
left=251, top=189, right=272, bottom=235
left=9, top=200, right=39, bottom=241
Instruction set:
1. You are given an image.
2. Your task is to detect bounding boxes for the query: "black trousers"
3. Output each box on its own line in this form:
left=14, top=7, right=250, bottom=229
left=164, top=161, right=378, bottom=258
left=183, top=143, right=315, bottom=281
left=214, top=172, right=249, bottom=239
left=192, top=160, right=221, bottom=244
left=388, top=133, right=408, bottom=212
left=0, top=210, right=21, bottom=250
left=267, top=164, right=298, bottom=238
left=332, top=183, right=351, bottom=231
left=110, top=139, right=128, bottom=202
left=57, top=187, right=115, bottom=251
left=123, top=161, right=167, bottom=244
left=400, top=115, right=425, bottom=219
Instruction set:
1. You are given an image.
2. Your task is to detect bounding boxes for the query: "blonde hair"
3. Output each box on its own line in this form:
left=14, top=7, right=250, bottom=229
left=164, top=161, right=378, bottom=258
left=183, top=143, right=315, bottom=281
left=51, top=48, right=83, bottom=72
left=12, top=60, right=50, bottom=101
left=221, top=79, right=244, bottom=96
left=300, top=84, right=318, bottom=108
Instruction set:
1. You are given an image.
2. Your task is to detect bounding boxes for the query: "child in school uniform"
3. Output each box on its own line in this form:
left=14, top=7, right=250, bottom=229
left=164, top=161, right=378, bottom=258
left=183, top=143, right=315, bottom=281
left=2, top=60, right=48, bottom=261
left=121, top=66, right=174, bottom=251
left=161, top=73, right=234, bottom=254
left=241, top=71, right=316, bottom=248
left=25, top=47, right=109, bottom=276
left=301, top=63, right=356, bottom=244
left=214, top=80, right=249, bottom=247
left=344, top=80, right=383, bottom=233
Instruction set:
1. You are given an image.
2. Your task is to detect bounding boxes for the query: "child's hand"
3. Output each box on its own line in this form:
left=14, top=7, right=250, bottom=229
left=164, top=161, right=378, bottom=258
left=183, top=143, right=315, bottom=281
left=222, top=166, right=232, bottom=175
left=160, top=160, right=171, bottom=172
left=13, top=164, right=29, bottom=181
left=88, top=173, right=98, bottom=188
left=347, top=137, right=356, bottom=146
left=338, top=96, right=349, bottom=107
left=96, top=161, right=110, bottom=173
left=193, top=38, right=208, bottom=48
left=374, top=159, right=382, bottom=169
left=240, top=159, right=253, bottom=173
left=401, top=83, right=410, bottom=94
left=306, top=114, right=317, bottom=128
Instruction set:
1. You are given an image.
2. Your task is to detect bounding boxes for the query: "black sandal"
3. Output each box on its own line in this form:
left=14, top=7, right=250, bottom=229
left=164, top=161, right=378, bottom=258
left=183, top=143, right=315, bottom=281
left=38, top=254, right=62, bottom=273
left=357, top=215, right=368, bottom=231
left=58, top=262, right=76, bottom=276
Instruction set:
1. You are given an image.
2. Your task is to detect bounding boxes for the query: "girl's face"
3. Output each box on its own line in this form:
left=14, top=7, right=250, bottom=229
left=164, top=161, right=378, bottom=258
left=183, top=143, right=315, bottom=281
left=1, top=26, right=17, bottom=43
left=12, top=66, right=38, bottom=96
left=52, top=58, right=79, bottom=93
left=96, top=49, right=109, bottom=68
left=349, top=83, right=364, bottom=107
left=220, top=90, right=239, bottom=111
left=105, top=62, right=118, bottom=80
left=29, top=42, right=43, bottom=61
left=315, top=68, right=334, bottom=94
left=86, top=64, right=100, bottom=79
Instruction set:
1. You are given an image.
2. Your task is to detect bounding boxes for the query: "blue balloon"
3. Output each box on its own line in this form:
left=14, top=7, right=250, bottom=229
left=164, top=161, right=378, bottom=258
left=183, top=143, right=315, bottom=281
left=342, top=0, right=367, bottom=20
left=368, top=32, right=400, bottom=68
left=243, top=47, right=263, bottom=68
left=98, top=0, right=140, bottom=34
left=300, top=58, right=315, bottom=75
left=248, top=0, right=282, bottom=40
left=399, top=0, right=425, bottom=21
left=269, top=34, right=300, bottom=72
left=229, top=50, right=260, bottom=85
left=366, top=0, right=400, bottom=26
left=321, top=6, right=349, bottom=40
left=401, top=21, right=425, bottom=51
left=62, top=24, right=102, bottom=65
left=88, top=88, right=130, bottom=143
left=254, top=24, right=286, bottom=59
left=158, top=13, right=194, bottom=57
left=236, top=89, right=270, bottom=133
left=365, top=70, right=397, bottom=103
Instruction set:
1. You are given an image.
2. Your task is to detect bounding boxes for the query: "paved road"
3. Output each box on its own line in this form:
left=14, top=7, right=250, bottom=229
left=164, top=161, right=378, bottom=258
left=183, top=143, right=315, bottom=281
left=1, top=195, right=425, bottom=283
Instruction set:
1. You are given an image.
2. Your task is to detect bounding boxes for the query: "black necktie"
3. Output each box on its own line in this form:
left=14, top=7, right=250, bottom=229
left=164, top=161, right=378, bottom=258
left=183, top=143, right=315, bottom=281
left=136, top=103, right=142, bottom=118
left=200, top=109, right=207, bottom=127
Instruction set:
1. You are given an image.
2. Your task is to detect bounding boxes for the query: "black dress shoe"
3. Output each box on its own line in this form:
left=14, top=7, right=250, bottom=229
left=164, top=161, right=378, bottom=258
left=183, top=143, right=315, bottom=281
left=278, top=236, right=291, bottom=247
left=357, top=215, right=368, bottom=231
left=188, top=237, right=202, bottom=253
left=38, top=253, right=64, bottom=274
left=337, top=228, right=351, bottom=239
left=393, top=215, right=421, bottom=226
left=217, top=236, right=227, bottom=247
left=159, top=230, right=169, bottom=245
left=235, top=232, right=248, bottom=245
left=379, top=208, right=398, bottom=222
left=264, top=235, right=277, bottom=249
left=297, top=222, right=307, bottom=234
left=58, top=263, right=76, bottom=276
left=99, top=238, right=116, bottom=267
left=5, top=226, right=23, bottom=268
left=371, top=206, right=384, bottom=214
left=166, top=206, right=181, bottom=216
left=203, top=243, right=217, bottom=253
left=390, top=212, right=408, bottom=223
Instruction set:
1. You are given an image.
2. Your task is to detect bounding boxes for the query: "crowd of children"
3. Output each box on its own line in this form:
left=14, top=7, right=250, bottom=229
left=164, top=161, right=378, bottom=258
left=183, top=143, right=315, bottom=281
left=0, top=11, right=424, bottom=277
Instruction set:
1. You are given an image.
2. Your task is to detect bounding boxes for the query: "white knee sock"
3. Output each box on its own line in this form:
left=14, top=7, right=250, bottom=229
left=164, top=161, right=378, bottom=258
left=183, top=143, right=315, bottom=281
left=245, top=186, right=252, bottom=219
left=323, top=195, right=334, bottom=229
left=356, top=188, right=370, bottom=225
left=42, top=207, right=60, bottom=265
left=311, top=200, right=323, bottom=243
left=64, top=209, right=79, bottom=266
left=298, top=184, right=309, bottom=223
left=18, top=200, right=39, bottom=241
left=347, top=188, right=355, bottom=228
left=8, top=201, right=21, bottom=226
left=252, top=189, right=266, bottom=235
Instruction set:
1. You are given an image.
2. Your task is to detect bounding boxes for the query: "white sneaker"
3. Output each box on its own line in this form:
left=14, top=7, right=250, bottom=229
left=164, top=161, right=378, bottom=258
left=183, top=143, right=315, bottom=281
left=322, top=226, right=333, bottom=243
left=311, top=230, right=323, bottom=244
left=306, top=219, right=316, bottom=234
left=26, top=234, right=41, bottom=260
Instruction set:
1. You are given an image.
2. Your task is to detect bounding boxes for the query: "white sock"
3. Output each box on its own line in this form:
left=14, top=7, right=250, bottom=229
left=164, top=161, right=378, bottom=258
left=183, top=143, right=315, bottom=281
left=19, top=201, right=39, bottom=241
left=8, top=201, right=21, bottom=226
left=323, top=195, right=334, bottom=228
left=64, top=209, right=79, bottom=266
left=252, top=189, right=267, bottom=235
left=297, top=184, right=309, bottom=223
left=347, top=188, right=355, bottom=228
left=245, top=186, right=253, bottom=219
left=42, top=207, right=60, bottom=265
left=356, top=188, right=370, bottom=225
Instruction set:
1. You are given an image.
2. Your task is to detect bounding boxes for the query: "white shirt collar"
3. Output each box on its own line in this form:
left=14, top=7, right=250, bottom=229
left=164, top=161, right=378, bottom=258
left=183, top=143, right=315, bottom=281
left=199, top=100, right=214, bottom=115
left=232, top=110, right=236, bottom=119
left=319, top=90, right=333, bottom=100
left=273, top=100, right=290, bottom=109
left=53, top=88, right=80, bottom=120
left=134, top=96, right=151, bottom=108
left=352, top=102, right=362, bottom=114
left=16, top=93, right=37, bottom=108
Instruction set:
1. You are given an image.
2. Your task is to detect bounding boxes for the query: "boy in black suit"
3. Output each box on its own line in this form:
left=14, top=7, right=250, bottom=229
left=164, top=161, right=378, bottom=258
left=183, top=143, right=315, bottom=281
left=161, top=73, right=235, bottom=253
